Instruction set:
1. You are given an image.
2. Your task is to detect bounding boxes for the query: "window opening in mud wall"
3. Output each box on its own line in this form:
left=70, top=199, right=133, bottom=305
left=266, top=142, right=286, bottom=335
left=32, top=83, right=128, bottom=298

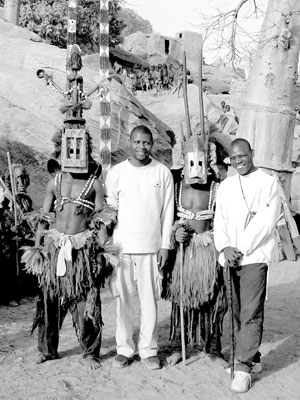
left=165, top=39, right=170, bottom=55
left=179, top=33, right=182, bottom=39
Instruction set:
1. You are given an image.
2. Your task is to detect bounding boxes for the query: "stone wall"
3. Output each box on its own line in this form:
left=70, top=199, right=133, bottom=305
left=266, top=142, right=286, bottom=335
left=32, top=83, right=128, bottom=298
left=175, top=31, right=203, bottom=65
left=122, top=30, right=205, bottom=74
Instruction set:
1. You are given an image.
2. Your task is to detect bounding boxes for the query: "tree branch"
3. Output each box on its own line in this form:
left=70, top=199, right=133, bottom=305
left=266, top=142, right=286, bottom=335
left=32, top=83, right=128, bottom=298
left=193, top=0, right=265, bottom=75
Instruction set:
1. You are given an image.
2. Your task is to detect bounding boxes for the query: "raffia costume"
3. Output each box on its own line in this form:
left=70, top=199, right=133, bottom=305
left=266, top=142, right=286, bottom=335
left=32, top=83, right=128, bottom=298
left=164, top=178, right=227, bottom=356
left=22, top=170, right=118, bottom=362
left=0, top=166, right=35, bottom=304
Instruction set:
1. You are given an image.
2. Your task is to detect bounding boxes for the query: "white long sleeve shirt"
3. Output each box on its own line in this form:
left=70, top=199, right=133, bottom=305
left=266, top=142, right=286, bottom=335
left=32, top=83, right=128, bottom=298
left=214, top=169, right=281, bottom=266
left=105, top=159, right=174, bottom=254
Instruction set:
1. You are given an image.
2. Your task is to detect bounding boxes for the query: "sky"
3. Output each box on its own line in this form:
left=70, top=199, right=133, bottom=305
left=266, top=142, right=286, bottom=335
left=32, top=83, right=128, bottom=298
left=123, top=0, right=267, bottom=64
left=125, top=0, right=208, bottom=37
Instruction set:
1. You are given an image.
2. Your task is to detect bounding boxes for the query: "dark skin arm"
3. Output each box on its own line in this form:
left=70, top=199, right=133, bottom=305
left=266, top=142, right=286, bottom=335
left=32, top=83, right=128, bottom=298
left=93, top=178, right=104, bottom=211
left=93, top=178, right=108, bottom=246
left=157, top=248, right=169, bottom=277
left=42, top=178, right=56, bottom=213
left=35, top=179, right=55, bottom=245
left=223, top=246, right=243, bottom=268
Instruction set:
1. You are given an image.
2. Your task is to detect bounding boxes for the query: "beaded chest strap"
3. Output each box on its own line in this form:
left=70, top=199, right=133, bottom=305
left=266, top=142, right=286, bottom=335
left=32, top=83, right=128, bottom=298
left=175, top=181, right=219, bottom=221
left=54, top=172, right=96, bottom=212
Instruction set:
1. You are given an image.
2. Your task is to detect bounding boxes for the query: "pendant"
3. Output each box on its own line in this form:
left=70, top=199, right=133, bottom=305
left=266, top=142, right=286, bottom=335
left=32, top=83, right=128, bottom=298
left=244, top=211, right=256, bottom=228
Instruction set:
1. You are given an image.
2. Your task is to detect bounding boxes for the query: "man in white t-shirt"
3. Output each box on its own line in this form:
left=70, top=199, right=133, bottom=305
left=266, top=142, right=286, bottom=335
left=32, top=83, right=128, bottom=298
left=105, top=125, right=174, bottom=370
left=214, top=138, right=281, bottom=393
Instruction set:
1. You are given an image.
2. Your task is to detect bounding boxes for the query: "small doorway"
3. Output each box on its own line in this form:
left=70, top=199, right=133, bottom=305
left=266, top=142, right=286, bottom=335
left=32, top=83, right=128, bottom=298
left=165, top=39, right=170, bottom=55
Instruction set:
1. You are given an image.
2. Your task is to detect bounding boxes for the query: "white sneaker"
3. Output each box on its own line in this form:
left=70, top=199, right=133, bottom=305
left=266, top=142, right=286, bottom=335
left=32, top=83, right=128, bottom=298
left=226, top=361, right=262, bottom=374
left=231, top=371, right=251, bottom=393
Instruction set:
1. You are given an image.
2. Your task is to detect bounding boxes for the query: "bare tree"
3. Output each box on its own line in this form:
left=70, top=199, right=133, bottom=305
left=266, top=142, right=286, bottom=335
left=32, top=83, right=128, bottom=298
left=197, top=1, right=300, bottom=192
left=237, top=0, right=300, bottom=196
left=194, top=0, right=266, bottom=71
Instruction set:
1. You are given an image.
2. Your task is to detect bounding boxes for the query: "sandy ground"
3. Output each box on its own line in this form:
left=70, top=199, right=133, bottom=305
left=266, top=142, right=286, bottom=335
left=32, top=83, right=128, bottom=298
left=0, top=260, right=300, bottom=400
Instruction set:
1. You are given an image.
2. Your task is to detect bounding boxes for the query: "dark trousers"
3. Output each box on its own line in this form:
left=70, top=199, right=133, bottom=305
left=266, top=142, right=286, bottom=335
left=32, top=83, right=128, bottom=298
left=37, top=288, right=102, bottom=360
left=224, top=263, right=268, bottom=372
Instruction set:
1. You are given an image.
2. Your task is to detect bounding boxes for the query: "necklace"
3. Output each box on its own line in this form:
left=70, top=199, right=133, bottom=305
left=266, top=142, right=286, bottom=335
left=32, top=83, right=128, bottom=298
left=239, top=175, right=256, bottom=227
left=175, top=181, right=218, bottom=221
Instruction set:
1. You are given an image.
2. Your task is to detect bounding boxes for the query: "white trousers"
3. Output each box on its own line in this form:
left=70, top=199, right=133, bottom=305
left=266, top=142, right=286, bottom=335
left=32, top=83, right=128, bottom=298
left=112, top=253, right=162, bottom=359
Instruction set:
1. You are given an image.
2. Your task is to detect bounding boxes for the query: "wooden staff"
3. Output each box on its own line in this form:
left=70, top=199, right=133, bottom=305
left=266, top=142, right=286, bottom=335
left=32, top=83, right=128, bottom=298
left=7, top=152, right=20, bottom=276
left=182, top=50, right=192, bottom=138
left=226, top=263, right=235, bottom=380
left=179, top=242, right=186, bottom=366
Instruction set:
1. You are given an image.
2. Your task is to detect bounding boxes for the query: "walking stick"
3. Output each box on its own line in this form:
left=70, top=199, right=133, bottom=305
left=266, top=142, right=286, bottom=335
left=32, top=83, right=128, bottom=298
left=226, top=262, right=235, bottom=380
left=7, top=152, right=20, bottom=276
left=179, top=242, right=186, bottom=366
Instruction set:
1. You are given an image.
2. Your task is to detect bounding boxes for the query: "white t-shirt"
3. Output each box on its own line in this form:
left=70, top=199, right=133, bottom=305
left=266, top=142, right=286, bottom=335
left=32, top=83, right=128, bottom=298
left=105, top=159, right=174, bottom=254
left=214, top=169, right=281, bottom=266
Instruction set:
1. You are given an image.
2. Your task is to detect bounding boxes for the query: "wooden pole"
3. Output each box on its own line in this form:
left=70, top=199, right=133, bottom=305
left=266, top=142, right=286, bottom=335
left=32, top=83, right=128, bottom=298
left=0, top=176, right=23, bottom=216
left=66, top=0, right=77, bottom=73
left=198, top=36, right=206, bottom=146
left=99, top=0, right=111, bottom=174
left=182, top=50, right=192, bottom=138
left=7, top=152, right=20, bottom=276
left=179, top=242, right=186, bottom=366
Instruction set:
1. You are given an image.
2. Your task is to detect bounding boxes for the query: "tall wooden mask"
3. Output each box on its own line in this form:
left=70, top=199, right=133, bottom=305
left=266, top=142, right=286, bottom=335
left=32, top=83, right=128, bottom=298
left=183, top=135, right=207, bottom=185
left=61, top=128, right=88, bottom=173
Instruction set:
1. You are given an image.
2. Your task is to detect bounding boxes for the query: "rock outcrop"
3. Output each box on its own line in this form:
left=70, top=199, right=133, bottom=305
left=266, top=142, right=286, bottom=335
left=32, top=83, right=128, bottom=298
left=138, top=84, right=237, bottom=147
left=0, top=18, right=175, bottom=168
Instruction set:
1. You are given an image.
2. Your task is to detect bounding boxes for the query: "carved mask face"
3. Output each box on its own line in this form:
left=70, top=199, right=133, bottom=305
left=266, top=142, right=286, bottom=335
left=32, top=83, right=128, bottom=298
left=61, top=129, right=88, bottom=173
left=183, top=135, right=207, bottom=185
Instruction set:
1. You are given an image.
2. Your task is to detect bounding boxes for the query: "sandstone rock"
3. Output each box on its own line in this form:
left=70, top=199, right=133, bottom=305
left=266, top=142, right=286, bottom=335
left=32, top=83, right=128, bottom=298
left=137, top=84, right=237, bottom=149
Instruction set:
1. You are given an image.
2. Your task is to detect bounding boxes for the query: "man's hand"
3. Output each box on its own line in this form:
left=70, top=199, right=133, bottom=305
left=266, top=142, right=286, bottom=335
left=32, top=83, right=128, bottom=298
left=223, top=246, right=243, bottom=268
left=157, top=248, right=169, bottom=274
left=175, top=227, right=189, bottom=243
left=97, top=224, right=108, bottom=247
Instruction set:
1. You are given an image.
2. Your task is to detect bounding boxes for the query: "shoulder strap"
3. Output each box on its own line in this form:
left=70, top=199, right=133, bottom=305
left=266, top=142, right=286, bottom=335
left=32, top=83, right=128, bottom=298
left=54, top=173, right=62, bottom=198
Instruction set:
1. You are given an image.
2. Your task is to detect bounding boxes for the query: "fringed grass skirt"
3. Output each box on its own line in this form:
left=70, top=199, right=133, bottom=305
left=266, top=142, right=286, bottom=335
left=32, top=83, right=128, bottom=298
left=22, top=228, right=112, bottom=325
left=167, top=231, right=227, bottom=352
left=169, top=231, right=217, bottom=308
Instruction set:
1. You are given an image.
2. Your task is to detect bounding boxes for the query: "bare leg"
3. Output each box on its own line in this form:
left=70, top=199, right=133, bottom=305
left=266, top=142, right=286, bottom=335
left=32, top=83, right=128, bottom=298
left=178, top=84, right=182, bottom=98
left=71, top=298, right=102, bottom=369
left=209, top=353, right=229, bottom=368
left=167, top=352, right=182, bottom=366
left=168, top=304, right=186, bottom=366
left=83, top=356, right=101, bottom=370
